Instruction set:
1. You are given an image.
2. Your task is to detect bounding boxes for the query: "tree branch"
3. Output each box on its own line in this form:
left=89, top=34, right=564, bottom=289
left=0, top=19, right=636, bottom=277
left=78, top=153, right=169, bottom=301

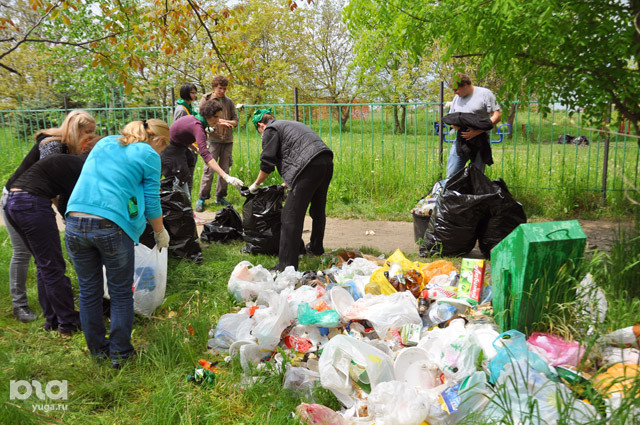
left=0, top=61, right=21, bottom=75
left=184, top=0, right=233, bottom=77
left=0, top=0, right=61, bottom=62
left=384, top=0, right=429, bottom=24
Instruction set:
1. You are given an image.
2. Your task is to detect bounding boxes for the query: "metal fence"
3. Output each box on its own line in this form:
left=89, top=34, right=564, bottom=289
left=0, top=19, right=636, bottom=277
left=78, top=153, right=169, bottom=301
left=1, top=102, right=638, bottom=203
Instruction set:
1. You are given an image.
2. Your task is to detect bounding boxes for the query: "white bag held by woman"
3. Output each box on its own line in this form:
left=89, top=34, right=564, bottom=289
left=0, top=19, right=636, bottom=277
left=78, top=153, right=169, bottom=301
left=132, top=244, right=168, bottom=317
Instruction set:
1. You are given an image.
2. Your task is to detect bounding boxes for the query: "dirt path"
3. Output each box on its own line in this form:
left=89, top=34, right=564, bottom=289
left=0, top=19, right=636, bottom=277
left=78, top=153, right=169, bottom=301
left=0, top=211, right=626, bottom=256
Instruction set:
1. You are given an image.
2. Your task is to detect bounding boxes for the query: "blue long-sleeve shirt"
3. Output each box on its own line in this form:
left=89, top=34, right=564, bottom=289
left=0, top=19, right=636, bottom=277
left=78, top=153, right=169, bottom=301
left=66, top=136, right=162, bottom=242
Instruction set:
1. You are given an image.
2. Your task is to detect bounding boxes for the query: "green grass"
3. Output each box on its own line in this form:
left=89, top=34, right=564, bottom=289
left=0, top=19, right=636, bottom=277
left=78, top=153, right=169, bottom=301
left=0, top=222, right=639, bottom=423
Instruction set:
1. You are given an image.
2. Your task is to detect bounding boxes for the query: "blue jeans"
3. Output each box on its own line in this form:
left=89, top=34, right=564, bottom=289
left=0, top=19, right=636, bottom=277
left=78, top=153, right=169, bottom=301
left=64, top=215, right=136, bottom=363
left=446, top=142, right=486, bottom=179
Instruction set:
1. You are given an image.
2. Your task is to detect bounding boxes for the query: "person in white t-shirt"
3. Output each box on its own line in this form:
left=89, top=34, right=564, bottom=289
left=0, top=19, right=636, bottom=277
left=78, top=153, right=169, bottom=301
left=446, top=73, right=502, bottom=178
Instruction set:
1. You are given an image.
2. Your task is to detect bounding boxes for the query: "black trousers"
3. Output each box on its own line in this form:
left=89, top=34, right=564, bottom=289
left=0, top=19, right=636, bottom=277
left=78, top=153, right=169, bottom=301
left=161, top=142, right=198, bottom=192
left=277, top=153, right=333, bottom=270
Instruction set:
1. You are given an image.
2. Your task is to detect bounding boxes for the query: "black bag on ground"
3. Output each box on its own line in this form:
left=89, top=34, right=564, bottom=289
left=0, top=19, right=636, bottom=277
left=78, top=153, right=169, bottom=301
left=240, top=185, right=285, bottom=255
left=200, top=206, right=243, bottom=243
left=159, top=177, right=203, bottom=263
left=420, top=166, right=526, bottom=258
left=477, top=178, right=527, bottom=258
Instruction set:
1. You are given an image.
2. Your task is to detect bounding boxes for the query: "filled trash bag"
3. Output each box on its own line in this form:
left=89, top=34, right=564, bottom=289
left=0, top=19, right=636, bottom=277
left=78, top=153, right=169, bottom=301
left=159, top=177, right=203, bottom=263
left=200, top=205, right=243, bottom=243
left=477, top=178, right=526, bottom=257
left=240, top=185, right=285, bottom=255
left=420, top=165, right=525, bottom=257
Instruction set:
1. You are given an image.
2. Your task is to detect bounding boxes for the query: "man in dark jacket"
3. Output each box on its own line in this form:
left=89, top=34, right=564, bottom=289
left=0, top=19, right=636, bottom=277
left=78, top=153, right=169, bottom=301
left=248, top=109, right=333, bottom=271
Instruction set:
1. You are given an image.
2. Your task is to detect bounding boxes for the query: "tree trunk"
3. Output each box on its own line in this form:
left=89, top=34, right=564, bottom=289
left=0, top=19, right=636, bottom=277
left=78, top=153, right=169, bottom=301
left=340, top=105, right=350, bottom=131
left=393, top=105, right=406, bottom=133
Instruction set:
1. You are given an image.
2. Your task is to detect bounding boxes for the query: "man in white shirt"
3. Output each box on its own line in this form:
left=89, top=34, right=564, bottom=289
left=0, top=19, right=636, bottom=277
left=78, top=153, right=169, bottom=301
left=446, top=74, right=502, bottom=178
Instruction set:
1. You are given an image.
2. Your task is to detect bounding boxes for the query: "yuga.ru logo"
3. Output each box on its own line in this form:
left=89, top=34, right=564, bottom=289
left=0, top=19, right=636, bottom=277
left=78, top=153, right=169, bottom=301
left=9, top=380, right=68, bottom=413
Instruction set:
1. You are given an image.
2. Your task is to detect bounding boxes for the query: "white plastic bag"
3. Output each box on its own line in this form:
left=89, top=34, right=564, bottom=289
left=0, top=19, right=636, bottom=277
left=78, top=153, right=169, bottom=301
left=284, top=366, right=321, bottom=397
left=274, top=266, right=302, bottom=292
left=318, top=334, right=394, bottom=408
left=227, top=261, right=274, bottom=302
left=132, top=244, right=167, bottom=317
left=208, top=310, right=256, bottom=352
left=368, top=380, right=430, bottom=425
left=252, top=290, right=295, bottom=350
left=343, top=292, right=422, bottom=338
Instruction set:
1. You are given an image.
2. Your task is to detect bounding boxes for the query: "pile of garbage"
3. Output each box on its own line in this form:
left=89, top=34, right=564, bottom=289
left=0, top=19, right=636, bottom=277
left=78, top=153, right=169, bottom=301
left=206, top=250, right=639, bottom=425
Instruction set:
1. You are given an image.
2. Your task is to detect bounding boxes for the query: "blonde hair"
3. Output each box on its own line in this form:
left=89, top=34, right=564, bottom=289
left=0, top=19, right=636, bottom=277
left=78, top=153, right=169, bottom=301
left=36, top=110, right=96, bottom=154
left=119, top=119, right=170, bottom=149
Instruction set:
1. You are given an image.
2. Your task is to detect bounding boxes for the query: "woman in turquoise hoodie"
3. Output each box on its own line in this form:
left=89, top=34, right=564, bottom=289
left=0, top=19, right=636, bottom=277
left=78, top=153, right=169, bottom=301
left=64, top=119, right=170, bottom=369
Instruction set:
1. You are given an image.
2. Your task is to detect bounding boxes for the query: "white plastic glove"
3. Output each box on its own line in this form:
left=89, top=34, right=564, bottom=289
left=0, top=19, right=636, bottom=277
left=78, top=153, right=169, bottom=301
left=223, top=174, right=244, bottom=189
left=249, top=183, right=260, bottom=194
left=154, top=228, right=170, bottom=250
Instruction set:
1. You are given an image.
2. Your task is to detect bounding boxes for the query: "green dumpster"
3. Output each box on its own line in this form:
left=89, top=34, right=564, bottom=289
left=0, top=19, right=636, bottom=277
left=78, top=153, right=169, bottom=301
left=490, top=220, right=586, bottom=332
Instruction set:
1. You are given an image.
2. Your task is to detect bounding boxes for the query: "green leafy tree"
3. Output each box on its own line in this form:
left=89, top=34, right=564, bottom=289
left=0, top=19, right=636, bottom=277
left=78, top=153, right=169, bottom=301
left=296, top=0, right=362, bottom=129
left=1, top=0, right=237, bottom=101
left=216, top=0, right=310, bottom=105
left=344, top=0, right=640, bottom=137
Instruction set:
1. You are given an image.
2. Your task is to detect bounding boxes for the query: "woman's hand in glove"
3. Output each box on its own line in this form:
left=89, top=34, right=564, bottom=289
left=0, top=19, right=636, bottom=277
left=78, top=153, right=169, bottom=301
left=223, top=175, right=244, bottom=189
left=154, top=228, right=170, bottom=250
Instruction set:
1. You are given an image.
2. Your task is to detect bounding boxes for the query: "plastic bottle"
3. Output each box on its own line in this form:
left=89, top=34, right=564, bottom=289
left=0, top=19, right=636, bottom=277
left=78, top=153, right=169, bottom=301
left=424, top=302, right=456, bottom=328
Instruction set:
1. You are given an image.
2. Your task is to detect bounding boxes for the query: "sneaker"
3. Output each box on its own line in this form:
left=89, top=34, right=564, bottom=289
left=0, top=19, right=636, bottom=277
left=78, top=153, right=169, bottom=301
left=195, top=199, right=205, bottom=212
left=13, top=306, right=37, bottom=323
left=215, top=197, right=231, bottom=207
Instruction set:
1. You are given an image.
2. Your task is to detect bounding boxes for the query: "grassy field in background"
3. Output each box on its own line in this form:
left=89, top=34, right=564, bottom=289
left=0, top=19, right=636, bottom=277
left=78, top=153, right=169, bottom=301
left=2, top=103, right=638, bottom=222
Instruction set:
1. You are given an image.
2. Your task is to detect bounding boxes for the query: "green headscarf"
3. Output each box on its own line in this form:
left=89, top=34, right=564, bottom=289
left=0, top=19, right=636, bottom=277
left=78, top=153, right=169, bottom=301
left=251, top=108, right=273, bottom=130
left=177, top=99, right=206, bottom=126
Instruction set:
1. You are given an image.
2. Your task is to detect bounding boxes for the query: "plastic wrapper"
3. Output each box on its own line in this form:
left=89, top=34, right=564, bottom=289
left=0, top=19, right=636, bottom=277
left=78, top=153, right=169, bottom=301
left=298, top=303, right=341, bottom=327
left=365, top=249, right=426, bottom=295
left=488, top=330, right=556, bottom=384
left=527, top=332, right=585, bottom=367
left=295, top=403, right=347, bottom=425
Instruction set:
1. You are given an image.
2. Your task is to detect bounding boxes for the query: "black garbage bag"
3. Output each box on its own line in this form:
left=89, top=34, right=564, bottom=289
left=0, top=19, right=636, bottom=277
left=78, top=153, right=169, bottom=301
left=200, top=206, right=243, bottom=243
left=573, top=135, right=589, bottom=146
left=159, top=177, right=202, bottom=263
left=557, top=134, right=575, bottom=144
left=240, top=185, right=285, bottom=255
left=477, top=178, right=527, bottom=258
left=420, top=166, right=526, bottom=258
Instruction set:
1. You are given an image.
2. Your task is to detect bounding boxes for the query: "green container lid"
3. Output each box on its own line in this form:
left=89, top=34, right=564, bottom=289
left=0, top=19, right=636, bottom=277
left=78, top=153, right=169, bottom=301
left=490, top=220, right=586, bottom=332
